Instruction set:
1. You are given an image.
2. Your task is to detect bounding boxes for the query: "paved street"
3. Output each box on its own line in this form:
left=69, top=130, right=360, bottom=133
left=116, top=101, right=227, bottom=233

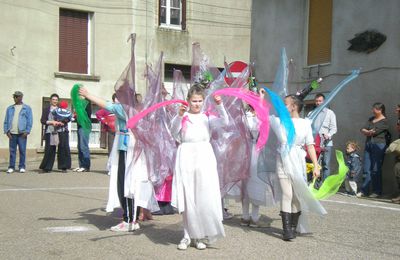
left=0, top=155, right=399, bottom=259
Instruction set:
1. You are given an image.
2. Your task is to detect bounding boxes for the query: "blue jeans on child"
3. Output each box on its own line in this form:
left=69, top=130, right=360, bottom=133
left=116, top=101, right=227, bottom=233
left=9, top=134, right=27, bottom=170
left=361, top=142, right=386, bottom=195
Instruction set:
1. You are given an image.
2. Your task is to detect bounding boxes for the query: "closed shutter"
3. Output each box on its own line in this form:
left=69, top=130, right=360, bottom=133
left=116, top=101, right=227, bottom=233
left=181, top=0, right=186, bottom=30
left=307, top=0, right=332, bottom=66
left=59, top=9, right=88, bottom=74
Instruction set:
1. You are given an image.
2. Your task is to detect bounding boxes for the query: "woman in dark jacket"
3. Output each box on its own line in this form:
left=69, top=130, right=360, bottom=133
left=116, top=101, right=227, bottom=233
left=360, top=102, right=389, bottom=197
left=39, top=94, right=71, bottom=173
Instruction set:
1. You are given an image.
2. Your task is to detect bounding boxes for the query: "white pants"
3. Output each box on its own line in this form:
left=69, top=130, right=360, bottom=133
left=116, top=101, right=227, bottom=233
left=279, top=177, right=301, bottom=213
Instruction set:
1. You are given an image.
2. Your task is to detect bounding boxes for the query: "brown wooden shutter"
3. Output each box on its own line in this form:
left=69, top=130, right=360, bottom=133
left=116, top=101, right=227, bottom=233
left=307, top=0, right=332, bottom=66
left=158, top=0, right=161, bottom=26
left=59, top=9, right=88, bottom=74
left=181, top=0, right=186, bottom=30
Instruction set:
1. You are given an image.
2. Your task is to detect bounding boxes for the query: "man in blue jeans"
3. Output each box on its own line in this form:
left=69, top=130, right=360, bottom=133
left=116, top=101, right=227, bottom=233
left=73, top=100, right=92, bottom=172
left=309, top=93, right=337, bottom=180
left=3, top=91, right=33, bottom=173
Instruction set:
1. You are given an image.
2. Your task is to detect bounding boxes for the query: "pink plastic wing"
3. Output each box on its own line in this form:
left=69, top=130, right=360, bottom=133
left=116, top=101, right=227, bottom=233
left=204, top=63, right=253, bottom=196
left=130, top=53, right=184, bottom=187
left=213, top=88, right=270, bottom=151
left=114, top=34, right=137, bottom=118
left=127, top=100, right=188, bottom=129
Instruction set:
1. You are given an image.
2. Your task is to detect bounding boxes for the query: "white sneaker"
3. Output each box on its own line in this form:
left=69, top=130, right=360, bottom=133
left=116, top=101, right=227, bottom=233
left=110, top=221, right=132, bottom=232
left=72, top=167, right=81, bottom=172
left=19, top=168, right=26, bottom=173
left=6, top=168, right=14, bottom=174
left=76, top=168, right=89, bottom=172
left=132, top=222, right=140, bottom=231
left=194, top=240, right=207, bottom=250
left=369, top=193, right=379, bottom=198
left=177, top=238, right=191, bottom=250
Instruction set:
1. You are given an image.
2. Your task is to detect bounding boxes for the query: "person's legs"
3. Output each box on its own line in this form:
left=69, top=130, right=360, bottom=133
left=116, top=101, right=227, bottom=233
left=177, top=212, right=191, bottom=250
left=322, top=146, right=332, bottom=180
left=279, top=177, right=293, bottom=213
left=221, top=198, right=233, bottom=220
left=76, top=128, right=83, bottom=169
left=251, top=204, right=260, bottom=223
left=361, top=143, right=372, bottom=195
left=344, top=179, right=351, bottom=193
left=57, top=132, right=71, bottom=170
left=241, top=195, right=250, bottom=221
left=111, top=150, right=139, bottom=232
left=17, top=134, right=27, bottom=170
left=396, top=162, right=400, bottom=191
left=370, top=143, right=386, bottom=195
left=116, top=151, right=133, bottom=223
left=279, top=177, right=294, bottom=241
left=290, top=190, right=301, bottom=237
left=8, top=134, right=18, bottom=170
left=77, top=127, right=90, bottom=170
left=39, top=133, right=56, bottom=171
left=291, top=190, right=300, bottom=213
left=349, top=181, right=358, bottom=194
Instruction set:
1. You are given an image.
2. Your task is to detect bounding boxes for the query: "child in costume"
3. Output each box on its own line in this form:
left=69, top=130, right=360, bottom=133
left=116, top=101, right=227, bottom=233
left=344, top=141, right=362, bottom=196
left=79, top=87, right=158, bottom=232
left=170, top=83, right=228, bottom=250
left=266, top=92, right=326, bottom=241
left=240, top=105, right=267, bottom=227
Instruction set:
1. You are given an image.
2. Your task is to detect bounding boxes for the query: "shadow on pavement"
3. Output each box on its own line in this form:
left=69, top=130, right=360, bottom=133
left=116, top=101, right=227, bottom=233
left=222, top=214, right=284, bottom=240
left=38, top=208, right=118, bottom=231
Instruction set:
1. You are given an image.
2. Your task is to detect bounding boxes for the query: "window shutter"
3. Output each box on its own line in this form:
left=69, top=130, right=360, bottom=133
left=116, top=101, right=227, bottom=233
left=158, top=0, right=161, bottom=26
left=307, top=0, right=332, bottom=66
left=59, top=9, right=88, bottom=74
left=181, top=0, right=186, bottom=30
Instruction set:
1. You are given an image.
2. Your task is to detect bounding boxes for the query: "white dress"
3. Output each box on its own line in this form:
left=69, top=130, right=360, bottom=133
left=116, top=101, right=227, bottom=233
left=243, top=112, right=267, bottom=206
left=171, top=105, right=228, bottom=243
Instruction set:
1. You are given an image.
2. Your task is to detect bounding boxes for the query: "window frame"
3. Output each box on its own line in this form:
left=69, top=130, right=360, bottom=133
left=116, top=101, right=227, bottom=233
left=159, top=0, right=186, bottom=30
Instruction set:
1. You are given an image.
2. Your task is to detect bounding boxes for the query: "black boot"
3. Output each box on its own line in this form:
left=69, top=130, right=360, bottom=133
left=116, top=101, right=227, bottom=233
left=280, top=211, right=294, bottom=241
left=291, top=211, right=301, bottom=238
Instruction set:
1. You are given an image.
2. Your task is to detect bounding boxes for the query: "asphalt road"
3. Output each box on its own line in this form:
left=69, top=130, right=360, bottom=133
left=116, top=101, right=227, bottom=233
left=0, top=155, right=399, bottom=259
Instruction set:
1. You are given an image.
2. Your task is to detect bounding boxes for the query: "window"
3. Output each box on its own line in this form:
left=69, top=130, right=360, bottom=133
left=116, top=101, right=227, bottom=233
left=307, top=0, right=332, bottom=66
left=59, top=9, right=91, bottom=74
left=159, top=0, right=186, bottom=30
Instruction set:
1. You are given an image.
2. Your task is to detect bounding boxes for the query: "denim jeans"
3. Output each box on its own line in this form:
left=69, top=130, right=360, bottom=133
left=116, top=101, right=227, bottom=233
left=361, top=142, right=386, bottom=195
left=9, top=134, right=27, bottom=169
left=322, top=146, right=332, bottom=181
left=77, top=127, right=91, bottom=169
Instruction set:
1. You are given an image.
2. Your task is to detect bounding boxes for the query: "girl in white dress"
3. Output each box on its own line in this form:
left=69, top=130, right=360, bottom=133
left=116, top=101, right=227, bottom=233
left=268, top=94, right=326, bottom=241
left=170, top=83, right=228, bottom=250
left=241, top=105, right=267, bottom=227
